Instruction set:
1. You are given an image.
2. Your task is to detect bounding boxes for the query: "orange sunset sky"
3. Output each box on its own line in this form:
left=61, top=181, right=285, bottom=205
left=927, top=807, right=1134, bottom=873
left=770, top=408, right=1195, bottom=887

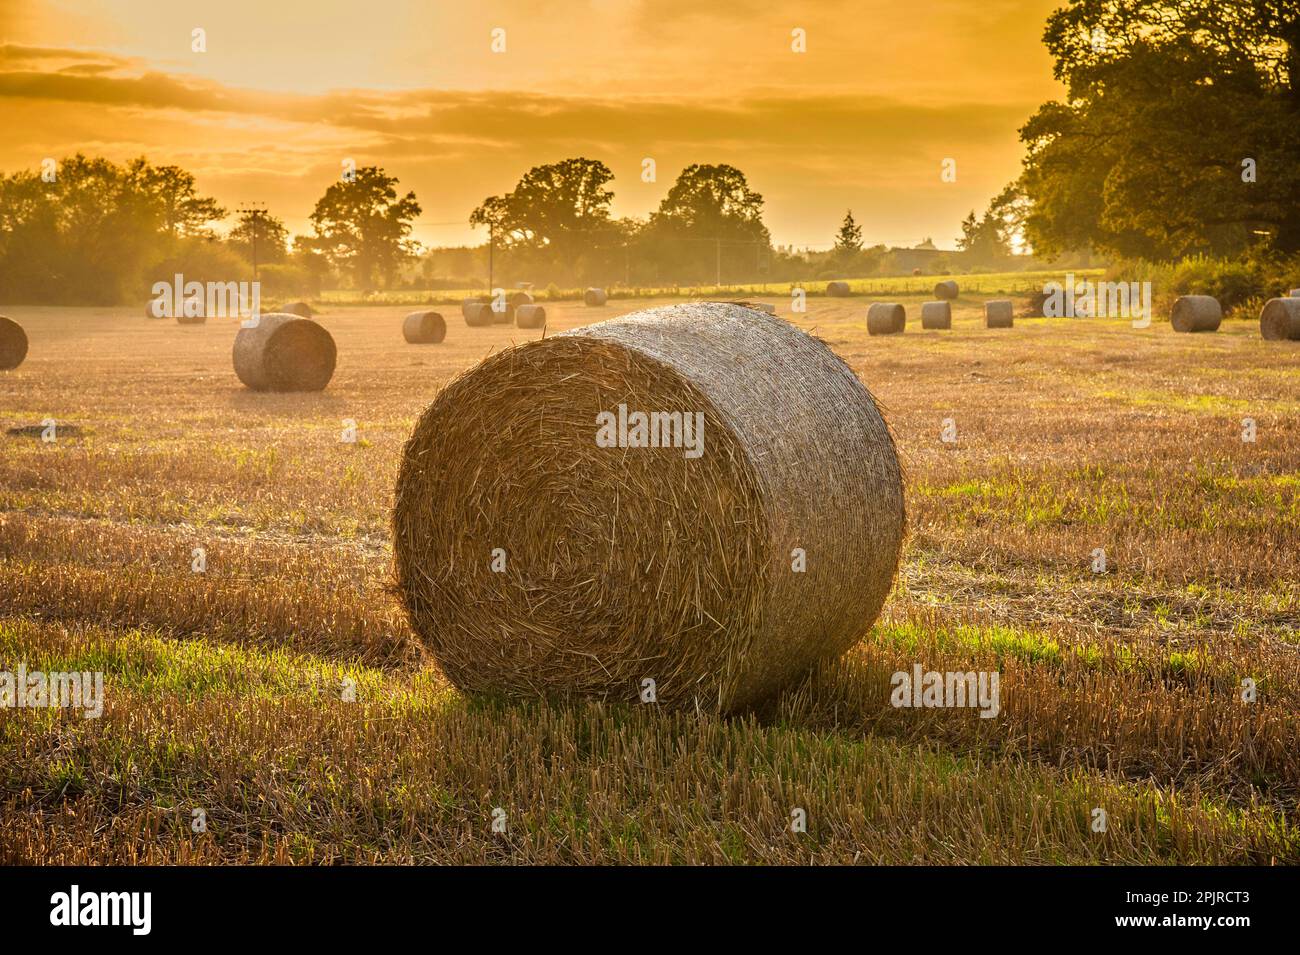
left=0, top=0, right=1064, bottom=250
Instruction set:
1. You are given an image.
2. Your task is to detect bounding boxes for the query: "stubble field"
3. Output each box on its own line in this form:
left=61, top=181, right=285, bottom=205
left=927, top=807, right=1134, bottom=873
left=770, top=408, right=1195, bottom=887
left=1, top=294, right=1297, bottom=864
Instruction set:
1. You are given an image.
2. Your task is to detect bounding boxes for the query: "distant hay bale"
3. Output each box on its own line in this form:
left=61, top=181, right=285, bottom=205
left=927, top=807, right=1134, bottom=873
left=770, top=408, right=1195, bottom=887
left=177, top=308, right=206, bottom=326
left=920, top=301, right=951, bottom=330
left=912, top=268, right=922, bottom=276
left=402, top=311, right=447, bottom=344
left=488, top=291, right=531, bottom=325
left=867, top=303, right=906, bottom=335
left=826, top=281, right=851, bottom=297
left=278, top=301, right=315, bottom=318
left=584, top=287, right=608, bottom=307
left=0, top=316, right=29, bottom=370
left=464, top=303, right=493, bottom=327
left=984, top=300, right=1014, bottom=328
left=515, top=304, right=547, bottom=329
left=934, top=280, right=959, bottom=301
left=461, top=296, right=490, bottom=320
left=1290, top=288, right=1300, bottom=297
left=1260, top=297, right=1300, bottom=341
left=1170, top=295, right=1222, bottom=334
left=232, top=313, right=337, bottom=391
left=392, top=302, right=905, bottom=712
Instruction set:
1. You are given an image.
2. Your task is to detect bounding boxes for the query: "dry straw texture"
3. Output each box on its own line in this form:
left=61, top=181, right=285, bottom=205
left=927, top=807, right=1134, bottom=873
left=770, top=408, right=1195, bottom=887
left=0, top=316, right=28, bottom=370
left=826, top=280, right=851, bottom=297
left=1259, top=297, right=1300, bottom=340
left=867, top=303, right=906, bottom=335
left=232, top=313, right=337, bottom=392
left=1171, top=295, right=1222, bottom=333
left=402, top=311, right=447, bottom=344
left=920, top=301, right=951, bottom=330
left=584, top=287, right=609, bottom=307
left=514, top=304, right=547, bottom=329
left=392, top=302, right=905, bottom=712
left=984, top=300, right=1014, bottom=328
left=934, top=280, right=959, bottom=301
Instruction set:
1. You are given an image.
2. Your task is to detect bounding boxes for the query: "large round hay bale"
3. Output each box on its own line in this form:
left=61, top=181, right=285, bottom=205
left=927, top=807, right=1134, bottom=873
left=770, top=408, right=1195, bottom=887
left=0, top=316, right=28, bottom=370
left=826, top=280, right=851, bottom=297
left=934, top=280, right=959, bottom=300
left=392, top=302, right=905, bottom=711
left=403, top=311, right=447, bottom=344
left=277, top=301, right=315, bottom=319
left=1170, top=295, right=1221, bottom=333
left=920, top=301, right=951, bottom=330
left=1260, top=297, right=1300, bottom=341
left=584, top=287, right=608, bottom=307
left=232, top=313, right=337, bottom=392
left=984, top=300, right=1014, bottom=328
left=464, top=303, right=493, bottom=327
left=515, top=304, right=547, bottom=329
left=867, top=303, right=905, bottom=335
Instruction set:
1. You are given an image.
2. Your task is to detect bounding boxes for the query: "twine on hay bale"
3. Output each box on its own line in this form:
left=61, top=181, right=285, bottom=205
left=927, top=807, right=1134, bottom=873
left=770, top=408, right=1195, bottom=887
left=826, top=280, right=851, bottom=297
left=515, top=304, right=547, bottom=329
left=0, top=316, right=28, bottom=370
left=1260, top=297, right=1300, bottom=341
left=392, top=302, right=905, bottom=712
left=463, top=303, right=493, bottom=327
left=402, top=311, right=447, bottom=344
left=934, top=280, right=959, bottom=301
left=584, top=288, right=608, bottom=307
left=984, top=300, right=1014, bottom=328
left=1170, top=295, right=1221, bottom=334
left=867, top=303, right=905, bottom=335
left=232, top=313, right=337, bottom=391
left=920, top=301, right=951, bottom=330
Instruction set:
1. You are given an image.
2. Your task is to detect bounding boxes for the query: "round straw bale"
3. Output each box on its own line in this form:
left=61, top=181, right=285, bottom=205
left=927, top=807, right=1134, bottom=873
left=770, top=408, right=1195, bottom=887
left=934, top=280, right=959, bottom=300
left=584, top=287, right=608, bottom=307
left=0, top=316, right=28, bottom=370
left=464, top=303, right=493, bottom=327
left=461, top=295, right=490, bottom=319
left=177, top=306, right=206, bottom=325
left=392, top=302, right=905, bottom=711
left=1170, top=295, right=1221, bottom=333
left=920, top=301, right=951, bottom=330
left=403, top=311, right=447, bottom=344
left=1290, top=288, right=1300, bottom=297
left=1260, top=297, right=1300, bottom=341
left=867, top=303, right=906, bottom=335
left=515, top=304, right=547, bottom=329
left=826, top=280, right=851, bottom=297
left=984, top=300, right=1014, bottom=328
left=278, top=301, right=315, bottom=318
left=232, top=313, right=337, bottom=391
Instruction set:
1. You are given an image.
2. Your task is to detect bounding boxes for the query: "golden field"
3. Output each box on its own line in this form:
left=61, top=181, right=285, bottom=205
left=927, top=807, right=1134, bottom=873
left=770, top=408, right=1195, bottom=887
left=1, top=293, right=1297, bottom=864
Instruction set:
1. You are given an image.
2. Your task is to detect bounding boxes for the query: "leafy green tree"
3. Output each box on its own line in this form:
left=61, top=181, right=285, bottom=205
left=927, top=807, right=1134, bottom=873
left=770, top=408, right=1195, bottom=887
left=470, top=158, right=615, bottom=251
left=305, top=166, right=422, bottom=287
left=133, top=162, right=226, bottom=238
left=639, top=164, right=771, bottom=283
left=1019, top=0, right=1300, bottom=258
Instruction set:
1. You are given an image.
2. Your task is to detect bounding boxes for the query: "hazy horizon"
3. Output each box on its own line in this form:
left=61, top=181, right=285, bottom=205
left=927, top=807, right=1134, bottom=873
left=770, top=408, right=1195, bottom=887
left=0, top=0, right=1064, bottom=250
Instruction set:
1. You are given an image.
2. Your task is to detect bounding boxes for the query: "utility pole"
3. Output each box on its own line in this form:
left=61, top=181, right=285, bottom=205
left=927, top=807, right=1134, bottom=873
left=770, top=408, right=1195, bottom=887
left=715, top=237, right=721, bottom=288
left=489, top=222, right=495, bottom=294
left=237, top=202, right=268, bottom=282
